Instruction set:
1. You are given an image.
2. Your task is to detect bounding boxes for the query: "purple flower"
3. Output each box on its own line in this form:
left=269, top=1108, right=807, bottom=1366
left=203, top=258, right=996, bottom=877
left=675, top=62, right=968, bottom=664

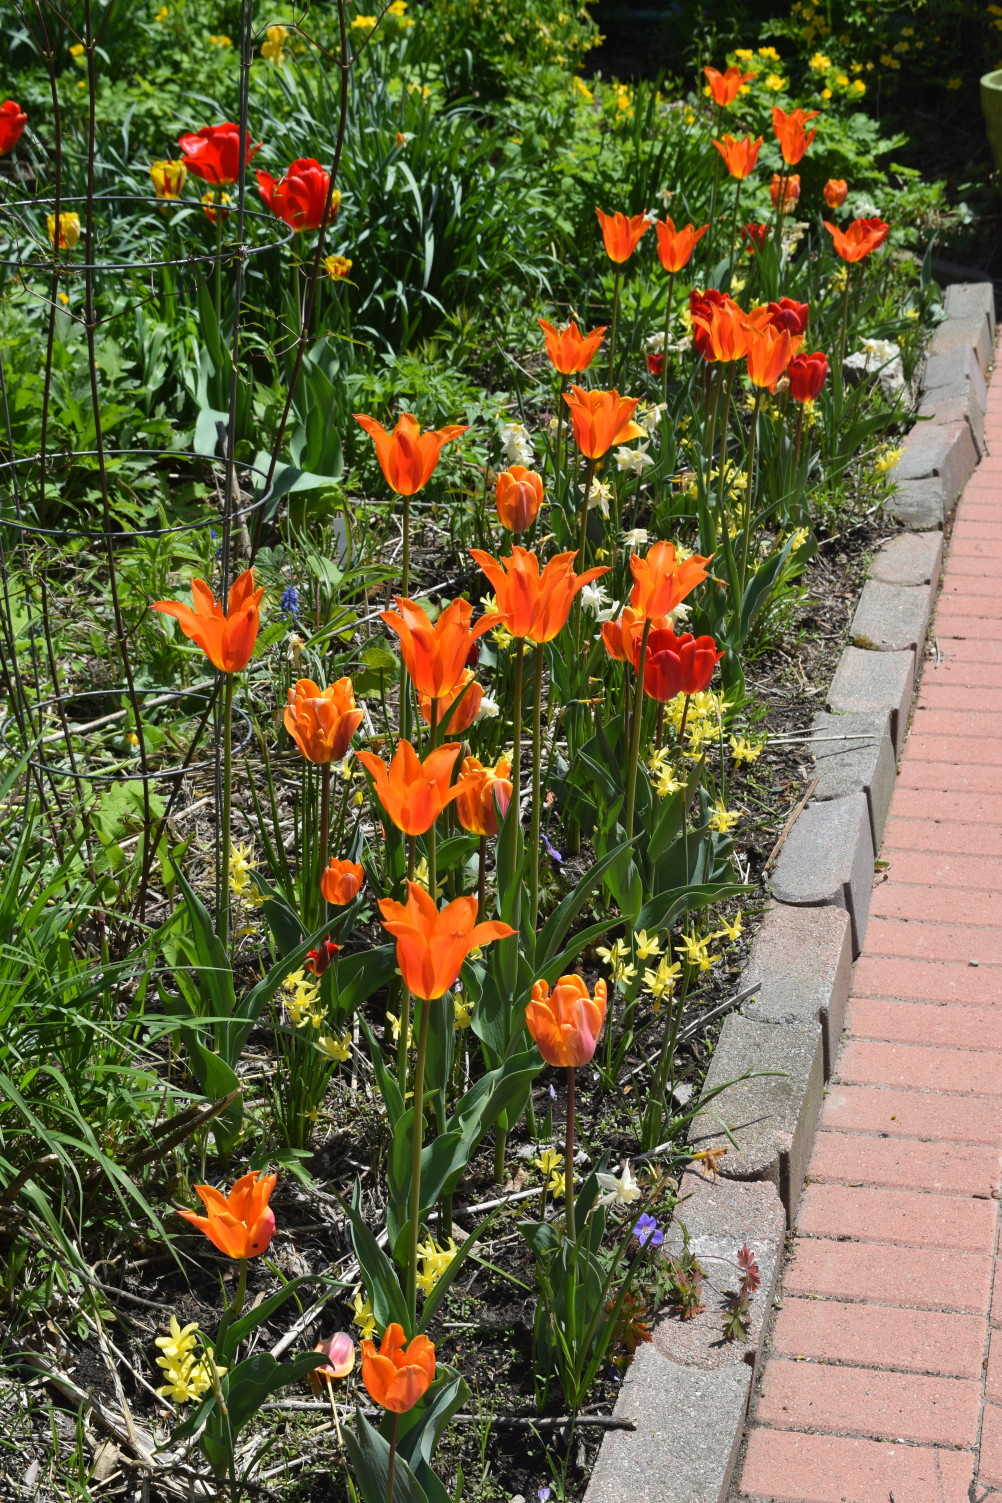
left=541, top=832, right=563, bottom=864
left=538, top=1490, right=551, bottom=1503
left=635, top=1213, right=663, bottom=1248
left=548, top=1084, right=557, bottom=1101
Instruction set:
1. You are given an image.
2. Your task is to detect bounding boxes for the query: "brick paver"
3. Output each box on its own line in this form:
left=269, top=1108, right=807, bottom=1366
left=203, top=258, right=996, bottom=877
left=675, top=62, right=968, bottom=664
left=738, top=343, right=1002, bottom=1500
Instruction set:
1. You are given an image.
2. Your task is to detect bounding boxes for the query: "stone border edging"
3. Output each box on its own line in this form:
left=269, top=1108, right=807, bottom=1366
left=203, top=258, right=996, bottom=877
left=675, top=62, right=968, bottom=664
left=581, top=282, right=997, bottom=1503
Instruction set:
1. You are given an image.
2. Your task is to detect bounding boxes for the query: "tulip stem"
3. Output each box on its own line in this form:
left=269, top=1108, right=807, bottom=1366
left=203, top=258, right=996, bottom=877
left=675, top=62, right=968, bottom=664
left=554, top=374, right=567, bottom=501
left=624, top=617, right=652, bottom=844
left=714, top=363, right=741, bottom=606
left=726, top=179, right=743, bottom=293
left=401, top=492, right=410, bottom=599
left=476, top=834, right=487, bottom=922
left=838, top=265, right=852, bottom=375
left=387, top=1413, right=399, bottom=1503
left=565, top=1066, right=576, bottom=1243
left=219, top=671, right=234, bottom=948
left=661, top=269, right=676, bottom=407
left=739, top=388, right=763, bottom=596
left=407, top=990, right=431, bottom=1328
left=793, top=403, right=804, bottom=476
left=215, top=1255, right=247, bottom=1360
left=772, top=166, right=788, bottom=258
left=608, top=266, right=621, bottom=385
left=529, top=645, right=544, bottom=933
left=572, top=456, right=597, bottom=650
left=397, top=840, right=416, bottom=1092
left=320, top=761, right=331, bottom=901
left=677, top=694, right=692, bottom=758
left=428, top=700, right=438, bottom=905
left=706, top=105, right=721, bottom=266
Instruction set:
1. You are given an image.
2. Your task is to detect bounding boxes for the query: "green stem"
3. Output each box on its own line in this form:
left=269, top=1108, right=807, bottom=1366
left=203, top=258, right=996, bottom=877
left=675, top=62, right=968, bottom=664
left=554, top=373, right=567, bottom=500
left=739, top=388, right=763, bottom=595
left=387, top=1413, right=399, bottom=1503
left=726, top=177, right=743, bottom=292
left=215, top=208, right=223, bottom=331
left=624, top=617, right=652, bottom=843
left=219, top=672, right=234, bottom=947
left=572, top=455, right=597, bottom=650
left=397, top=839, right=416, bottom=1091
left=406, top=988, right=431, bottom=1328
left=564, top=1066, right=576, bottom=1242
left=319, top=760, right=331, bottom=907
left=714, top=363, right=742, bottom=605
left=706, top=105, right=721, bottom=266
left=476, top=834, right=487, bottom=921
left=401, top=491, right=411, bottom=599
left=838, top=265, right=851, bottom=374
left=661, top=269, right=676, bottom=407
left=529, top=644, right=544, bottom=932
left=428, top=699, right=438, bottom=903
left=793, top=402, right=804, bottom=475
left=608, top=265, right=621, bottom=385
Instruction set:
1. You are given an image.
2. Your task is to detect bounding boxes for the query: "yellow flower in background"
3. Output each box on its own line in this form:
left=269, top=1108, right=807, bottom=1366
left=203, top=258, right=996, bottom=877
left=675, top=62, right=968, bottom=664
left=730, top=735, right=763, bottom=765
left=709, top=800, right=740, bottom=833
left=534, top=1147, right=563, bottom=1182
left=734, top=47, right=754, bottom=60
left=643, top=956, right=681, bottom=1011
left=351, top=13, right=377, bottom=28
left=946, top=77, right=962, bottom=90
left=69, top=42, right=85, bottom=56
left=765, top=73, right=786, bottom=91
left=323, top=254, right=353, bottom=281
left=715, top=910, right=744, bottom=943
left=852, top=79, right=866, bottom=94
left=875, top=445, right=904, bottom=475
left=154, top=3, right=168, bottom=18
left=453, top=993, right=473, bottom=1029
left=261, top=23, right=289, bottom=62
left=757, top=44, right=780, bottom=59
left=229, top=842, right=264, bottom=906
left=675, top=931, right=720, bottom=973
left=156, top=1352, right=220, bottom=1404
left=209, top=32, right=232, bottom=44
left=809, top=51, right=831, bottom=70
left=318, top=1031, right=351, bottom=1061
left=155, top=1315, right=199, bottom=1364
left=416, top=1237, right=458, bottom=1296
left=351, top=1288, right=376, bottom=1340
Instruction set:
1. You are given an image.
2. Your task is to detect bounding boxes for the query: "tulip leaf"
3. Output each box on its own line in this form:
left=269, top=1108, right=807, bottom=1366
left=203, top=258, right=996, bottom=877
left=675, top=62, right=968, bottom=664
left=636, top=880, right=745, bottom=937
left=172, top=865, right=237, bottom=1026
left=224, top=1272, right=340, bottom=1355
left=534, top=839, right=634, bottom=967
left=344, top=1411, right=429, bottom=1503
left=395, top=1372, right=471, bottom=1490
left=337, top=1178, right=409, bottom=1333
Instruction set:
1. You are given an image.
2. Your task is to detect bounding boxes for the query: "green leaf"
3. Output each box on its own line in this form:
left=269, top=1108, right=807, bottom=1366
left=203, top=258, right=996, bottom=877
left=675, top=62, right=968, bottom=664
left=344, top=1411, right=429, bottom=1503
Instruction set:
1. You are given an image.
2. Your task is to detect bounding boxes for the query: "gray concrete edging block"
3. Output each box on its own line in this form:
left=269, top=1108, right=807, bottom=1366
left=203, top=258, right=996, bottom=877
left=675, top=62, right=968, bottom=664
left=584, top=286, right=990, bottom=1503
left=809, top=708, right=896, bottom=850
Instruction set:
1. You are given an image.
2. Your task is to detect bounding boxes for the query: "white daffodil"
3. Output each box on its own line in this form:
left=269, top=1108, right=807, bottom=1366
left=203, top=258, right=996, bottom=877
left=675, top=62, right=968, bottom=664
left=596, top=1161, right=642, bottom=1208
left=622, top=527, right=648, bottom=551
left=615, top=442, right=654, bottom=476
left=580, top=581, right=610, bottom=617
left=499, top=421, right=534, bottom=467
left=476, top=694, right=499, bottom=720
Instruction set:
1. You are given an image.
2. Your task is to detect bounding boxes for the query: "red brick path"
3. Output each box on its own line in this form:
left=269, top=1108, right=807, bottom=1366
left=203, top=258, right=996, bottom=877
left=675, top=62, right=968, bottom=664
left=738, top=364, right=1002, bottom=1501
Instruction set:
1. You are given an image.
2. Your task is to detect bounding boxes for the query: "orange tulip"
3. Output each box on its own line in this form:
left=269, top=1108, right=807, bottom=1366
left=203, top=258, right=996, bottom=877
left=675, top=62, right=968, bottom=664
left=823, top=216, right=889, bottom=263
left=353, top=412, right=468, bottom=496
left=769, top=172, right=800, bottom=212
left=745, top=324, right=802, bottom=390
left=320, top=857, right=365, bottom=906
left=177, top=1169, right=276, bottom=1260
left=601, top=605, right=652, bottom=664
left=284, top=677, right=364, bottom=764
left=595, top=206, right=652, bottom=264
left=361, top=1323, right=436, bottom=1413
left=562, top=386, right=645, bottom=459
left=712, top=134, right=762, bottom=180
left=704, top=64, right=756, bottom=107
left=454, top=754, right=513, bottom=838
left=354, top=741, right=463, bottom=836
left=690, top=299, right=749, bottom=364
left=382, top=596, right=497, bottom=701
left=655, top=217, right=709, bottom=274
left=526, top=974, right=608, bottom=1068
left=419, top=669, right=483, bottom=735
left=630, top=541, right=711, bottom=619
left=153, top=567, right=262, bottom=674
left=378, top=881, right=514, bottom=1000
left=771, top=105, right=819, bottom=166
left=823, top=178, right=848, bottom=208
left=496, top=465, right=543, bottom=532
left=538, top=317, right=607, bottom=375
left=469, top=546, right=608, bottom=644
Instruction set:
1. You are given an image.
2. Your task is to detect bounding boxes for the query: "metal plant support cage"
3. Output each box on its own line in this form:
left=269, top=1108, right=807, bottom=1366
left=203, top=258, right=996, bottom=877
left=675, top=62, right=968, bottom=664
left=0, top=0, right=355, bottom=927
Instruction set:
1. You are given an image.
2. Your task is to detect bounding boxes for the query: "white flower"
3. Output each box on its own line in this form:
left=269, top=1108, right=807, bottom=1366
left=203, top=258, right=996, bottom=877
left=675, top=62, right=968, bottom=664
left=668, top=601, right=692, bottom=627
left=580, top=581, right=610, bottom=616
left=858, top=337, right=900, bottom=368
left=623, top=527, right=648, bottom=551
left=588, top=477, right=612, bottom=517
left=475, top=694, right=499, bottom=720
left=645, top=331, right=665, bottom=352
left=615, top=442, right=654, bottom=476
left=657, top=187, right=673, bottom=209
left=636, top=403, right=667, bottom=441
left=596, top=1162, right=642, bottom=1208
left=499, top=421, right=534, bottom=467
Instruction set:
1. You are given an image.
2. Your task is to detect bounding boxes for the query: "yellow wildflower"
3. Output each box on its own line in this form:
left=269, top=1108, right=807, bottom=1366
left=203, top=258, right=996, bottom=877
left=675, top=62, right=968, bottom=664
left=351, top=1288, right=376, bottom=1340
left=709, top=800, right=740, bottom=833
left=415, top=1237, right=457, bottom=1296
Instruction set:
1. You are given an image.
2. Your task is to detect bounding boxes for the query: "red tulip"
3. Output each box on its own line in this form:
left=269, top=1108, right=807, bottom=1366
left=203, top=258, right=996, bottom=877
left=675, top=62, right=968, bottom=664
left=256, top=158, right=339, bottom=232
left=0, top=100, right=27, bottom=157
left=765, top=298, right=809, bottom=336
left=788, top=351, right=828, bottom=402
left=635, top=627, right=722, bottom=700
left=178, top=122, right=261, bottom=186
left=740, top=222, right=770, bottom=254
